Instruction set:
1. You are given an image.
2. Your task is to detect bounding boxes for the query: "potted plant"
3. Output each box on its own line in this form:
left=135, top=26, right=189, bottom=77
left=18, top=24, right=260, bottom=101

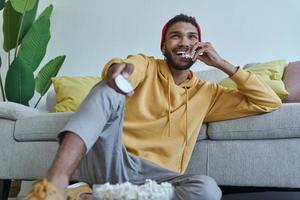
left=0, top=0, right=65, bottom=107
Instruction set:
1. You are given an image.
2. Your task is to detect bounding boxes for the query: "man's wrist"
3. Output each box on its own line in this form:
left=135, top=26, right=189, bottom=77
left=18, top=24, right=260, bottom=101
left=217, top=59, right=238, bottom=76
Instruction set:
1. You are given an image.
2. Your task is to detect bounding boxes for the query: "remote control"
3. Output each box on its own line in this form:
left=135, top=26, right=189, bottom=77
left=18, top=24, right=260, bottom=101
left=115, top=74, right=134, bottom=93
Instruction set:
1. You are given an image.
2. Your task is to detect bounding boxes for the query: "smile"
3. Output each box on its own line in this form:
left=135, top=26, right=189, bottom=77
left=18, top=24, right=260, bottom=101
left=175, top=51, right=192, bottom=59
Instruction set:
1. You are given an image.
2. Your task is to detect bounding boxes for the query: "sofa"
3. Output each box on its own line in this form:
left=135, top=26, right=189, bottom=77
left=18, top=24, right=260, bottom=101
left=1, top=64, right=300, bottom=198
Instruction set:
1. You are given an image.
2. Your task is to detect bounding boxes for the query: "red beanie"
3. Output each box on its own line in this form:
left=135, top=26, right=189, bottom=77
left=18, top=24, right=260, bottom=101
left=160, top=21, right=202, bottom=51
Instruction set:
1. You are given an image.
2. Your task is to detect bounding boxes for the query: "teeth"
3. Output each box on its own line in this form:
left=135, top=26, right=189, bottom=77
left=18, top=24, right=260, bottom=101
left=176, top=51, right=192, bottom=58
left=182, top=53, right=192, bottom=58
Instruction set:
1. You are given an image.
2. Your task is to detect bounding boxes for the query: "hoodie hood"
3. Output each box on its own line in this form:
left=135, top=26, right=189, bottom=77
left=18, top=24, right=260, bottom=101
left=158, top=59, right=198, bottom=89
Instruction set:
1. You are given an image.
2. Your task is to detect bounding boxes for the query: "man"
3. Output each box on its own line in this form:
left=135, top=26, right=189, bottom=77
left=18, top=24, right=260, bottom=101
left=24, top=14, right=281, bottom=200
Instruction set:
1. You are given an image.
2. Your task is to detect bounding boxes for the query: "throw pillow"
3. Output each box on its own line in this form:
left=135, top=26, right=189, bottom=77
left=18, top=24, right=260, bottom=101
left=282, top=61, right=300, bottom=103
left=52, top=76, right=101, bottom=112
left=0, top=102, right=42, bottom=120
left=219, top=60, right=289, bottom=99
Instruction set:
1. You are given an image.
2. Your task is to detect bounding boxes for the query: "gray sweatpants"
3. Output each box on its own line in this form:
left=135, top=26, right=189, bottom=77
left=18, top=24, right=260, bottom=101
left=60, top=81, right=222, bottom=200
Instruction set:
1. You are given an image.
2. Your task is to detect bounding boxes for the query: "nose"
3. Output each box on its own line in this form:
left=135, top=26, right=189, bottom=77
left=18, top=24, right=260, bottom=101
left=178, top=36, right=192, bottom=48
left=179, top=36, right=189, bottom=45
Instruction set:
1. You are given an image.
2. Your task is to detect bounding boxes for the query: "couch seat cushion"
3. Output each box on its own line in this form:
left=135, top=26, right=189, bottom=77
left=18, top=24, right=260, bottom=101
left=14, top=112, right=73, bottom=141
left=208, top=103, right=300, bottom=140
left=15, top=112, right=208, bottom=142
left=197, top=124, right=207, bottom=141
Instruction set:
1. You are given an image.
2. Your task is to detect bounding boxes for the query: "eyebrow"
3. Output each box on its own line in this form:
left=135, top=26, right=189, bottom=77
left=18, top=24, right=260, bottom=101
left=168, top=31, right=198, bottom=36
left=189, top=32, right=198, bottom=36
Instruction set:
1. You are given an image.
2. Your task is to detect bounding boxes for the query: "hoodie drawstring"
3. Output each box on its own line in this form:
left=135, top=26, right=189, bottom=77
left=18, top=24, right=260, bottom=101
left=185, top=87, right=189, bottom=147
left=167, top=79, right=189, bottom=147
left=167, top=80, right=189, bottom=172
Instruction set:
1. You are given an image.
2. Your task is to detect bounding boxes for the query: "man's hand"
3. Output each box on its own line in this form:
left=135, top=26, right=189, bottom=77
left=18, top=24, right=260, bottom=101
left=106, top=62, right=134, bottom=96
left=190, top=42, right=237, bottom=76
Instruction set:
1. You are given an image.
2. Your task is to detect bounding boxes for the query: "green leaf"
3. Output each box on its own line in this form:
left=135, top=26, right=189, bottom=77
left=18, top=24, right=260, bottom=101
left=17, top=5, right=53, bottom=72
left=36, top=4, right=52, bottom=20
left=35, top=55, right=65, bottom=96
left=0, top=0, right=5, bottom=11
left=10, top=0, right=36, bottom=13
left=5, top=57, right=35, bottom=105
left=3, top=0, right=37, bottom=52
left=19, top=0, right=38, bottom=40
left=3, top=1, right=21, bottom=52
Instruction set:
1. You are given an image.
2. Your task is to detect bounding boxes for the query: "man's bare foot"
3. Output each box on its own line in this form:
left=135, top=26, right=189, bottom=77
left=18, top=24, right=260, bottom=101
left=47, top=175, right=69, bottom=198
left=23, top=179, right=64, bottom=200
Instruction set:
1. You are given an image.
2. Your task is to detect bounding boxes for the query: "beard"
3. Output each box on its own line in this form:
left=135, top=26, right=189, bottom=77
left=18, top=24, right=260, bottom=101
left=164, top=49, right=195, bottom=70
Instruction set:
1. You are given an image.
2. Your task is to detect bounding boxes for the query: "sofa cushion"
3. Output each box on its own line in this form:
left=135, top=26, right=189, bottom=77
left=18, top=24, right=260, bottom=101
left=208, top=103, right=300, bottom=140
left=52, top=76, right=101, bottom=112
left=14, top=112, right=208, bottom=141
left=194, top=69, right=227, bottom=83
left=14, top=112, right=73, bottom=141
left=282, top=61, right=300, bottom=103
left=46, top=89, right=56, bottom=112
left=0, top=102, right=43, bottom=120
left=219, top=60, right=289, bottom=99
left=51, top=71, right=226, bottom=113
left=197, top=124, right=208, bottom=141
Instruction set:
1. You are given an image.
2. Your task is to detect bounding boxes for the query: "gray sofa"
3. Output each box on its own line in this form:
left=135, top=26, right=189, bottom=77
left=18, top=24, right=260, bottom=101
left=1, top=68, right=300, bottom=197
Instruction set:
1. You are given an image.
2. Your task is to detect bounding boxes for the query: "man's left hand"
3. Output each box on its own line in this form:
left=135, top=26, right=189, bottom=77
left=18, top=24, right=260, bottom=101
left=190, top=42, right=237, bottom=76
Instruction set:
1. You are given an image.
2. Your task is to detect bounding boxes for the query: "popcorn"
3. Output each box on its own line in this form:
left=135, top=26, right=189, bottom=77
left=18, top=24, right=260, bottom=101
left=93, top=179, right=174, bottom=200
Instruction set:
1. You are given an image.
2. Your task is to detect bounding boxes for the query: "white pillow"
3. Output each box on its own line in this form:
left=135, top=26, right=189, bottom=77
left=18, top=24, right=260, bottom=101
left=0, top=102, right=43, bottom=120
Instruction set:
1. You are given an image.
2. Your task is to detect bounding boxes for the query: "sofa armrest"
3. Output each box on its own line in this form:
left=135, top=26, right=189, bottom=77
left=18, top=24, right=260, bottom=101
left=14, top=112, right=73, bottom=141
left=0, top=102, right=45, bottom=120
left=208, top=103, right=300, bottom=140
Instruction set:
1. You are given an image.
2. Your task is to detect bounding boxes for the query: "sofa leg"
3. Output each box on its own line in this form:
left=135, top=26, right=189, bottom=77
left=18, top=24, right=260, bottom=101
left=0, top=179, right=11, bottom=200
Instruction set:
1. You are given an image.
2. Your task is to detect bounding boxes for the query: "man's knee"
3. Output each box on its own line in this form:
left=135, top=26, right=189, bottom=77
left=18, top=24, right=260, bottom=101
left=193, top=175, right=222, bottom=200
left=91, top=81, right=125, bottom=109
left=92, top=81, right=121, bottom=97
left=173, top=174, right=222, bottom=200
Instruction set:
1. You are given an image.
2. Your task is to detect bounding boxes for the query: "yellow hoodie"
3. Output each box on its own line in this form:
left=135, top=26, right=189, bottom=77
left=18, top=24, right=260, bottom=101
left=101, top=54, right=281, bottom=173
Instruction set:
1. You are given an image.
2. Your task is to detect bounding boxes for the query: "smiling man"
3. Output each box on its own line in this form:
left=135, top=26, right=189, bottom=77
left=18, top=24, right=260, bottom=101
left=24, top=14, right=281, bottom=200
left=163, top=20, right=199, bottom=71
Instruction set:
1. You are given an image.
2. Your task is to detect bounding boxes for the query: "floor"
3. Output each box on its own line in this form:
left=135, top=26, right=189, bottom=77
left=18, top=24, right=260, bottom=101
left=7, top=192, right=300, bottom=200
left=222, top=192, right=300, bottom=200
left=5, top=181, right=300, bottom=200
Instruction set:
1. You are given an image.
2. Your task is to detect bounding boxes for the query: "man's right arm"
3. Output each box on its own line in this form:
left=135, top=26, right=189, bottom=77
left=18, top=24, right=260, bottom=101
left=101, top=54, right=149, bottom=96
left=106, top=62, right=135, bottom=96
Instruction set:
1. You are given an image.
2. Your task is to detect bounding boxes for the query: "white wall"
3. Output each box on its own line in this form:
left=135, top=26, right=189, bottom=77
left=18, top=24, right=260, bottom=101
left=0, top=0, right=300, bottom=100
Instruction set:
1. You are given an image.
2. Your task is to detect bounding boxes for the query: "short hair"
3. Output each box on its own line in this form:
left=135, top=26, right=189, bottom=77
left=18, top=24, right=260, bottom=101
left=160, top=14, right=202, bottom=51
